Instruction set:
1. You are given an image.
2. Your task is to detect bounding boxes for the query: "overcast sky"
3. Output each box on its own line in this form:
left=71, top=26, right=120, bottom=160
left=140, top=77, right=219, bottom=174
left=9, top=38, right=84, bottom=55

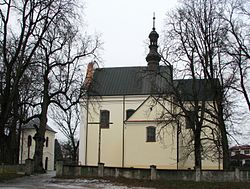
left=54, top=0, right=250, bottom=145
left=83, top=0, right=250, bottom=145
left=55, top=0, right=178, bottom=140
left=84, top=0, right=178, bottom=67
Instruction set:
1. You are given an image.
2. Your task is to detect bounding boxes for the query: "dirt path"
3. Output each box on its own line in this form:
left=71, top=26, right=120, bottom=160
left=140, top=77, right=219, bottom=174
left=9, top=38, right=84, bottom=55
left=0, top=171, right=152, bottom=189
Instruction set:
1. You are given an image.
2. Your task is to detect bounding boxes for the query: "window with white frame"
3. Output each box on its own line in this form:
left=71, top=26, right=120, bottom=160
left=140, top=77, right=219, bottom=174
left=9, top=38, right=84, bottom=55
left=146, top=126, right=156, bottom=142
left=100, top=110, right=110, bottom=129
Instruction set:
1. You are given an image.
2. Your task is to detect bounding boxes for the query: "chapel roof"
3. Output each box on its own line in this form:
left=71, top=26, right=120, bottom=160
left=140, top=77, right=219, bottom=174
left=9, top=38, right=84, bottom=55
left=22, top=118, right=56, bottom=133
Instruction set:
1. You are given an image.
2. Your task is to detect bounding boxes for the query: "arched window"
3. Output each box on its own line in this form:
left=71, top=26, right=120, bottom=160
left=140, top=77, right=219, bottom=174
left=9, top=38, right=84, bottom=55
left=45, top=137, right=49, bottom=147
left=146, top=126, right=156, bottom=142
left=126, top=109, right=135, bottom=120
left=27, top=135, right=32, bottom=147
left=45, top=157, right=48, bottom=170
left=100, top=110, right=110, bottom=128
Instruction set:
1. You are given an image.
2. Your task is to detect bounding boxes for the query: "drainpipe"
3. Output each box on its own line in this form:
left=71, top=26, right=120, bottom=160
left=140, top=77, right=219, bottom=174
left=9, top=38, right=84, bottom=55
left=98, top=118, right=101, bottom=164
left=177, top=121, right=179, bottom=169
left=122, top=95, right=125, bottom=167
left=20, top=130, right=24, bottom=163
left=85, top=97, right=89, bottom=165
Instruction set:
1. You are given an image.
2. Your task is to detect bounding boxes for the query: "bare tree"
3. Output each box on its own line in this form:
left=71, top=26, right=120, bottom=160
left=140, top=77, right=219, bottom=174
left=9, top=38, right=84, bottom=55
left=51, top=104, right=80, bottom=164
left=28, top=9, right=100, bottom=172
left=160, top=0, right=233, bottom=169
left=0, top=0, right=70, bottom=163
left=222, top=0, right=250, bottom=112
left=0, top=0, right=101, bottom=172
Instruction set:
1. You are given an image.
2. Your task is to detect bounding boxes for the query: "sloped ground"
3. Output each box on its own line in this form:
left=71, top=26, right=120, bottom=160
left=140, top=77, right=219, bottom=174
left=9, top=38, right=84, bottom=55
left=0, top=171, right=249, bottom=189
left=0, top=173, right=24, bottom=183
left=0, top=171, right=151, bottom=189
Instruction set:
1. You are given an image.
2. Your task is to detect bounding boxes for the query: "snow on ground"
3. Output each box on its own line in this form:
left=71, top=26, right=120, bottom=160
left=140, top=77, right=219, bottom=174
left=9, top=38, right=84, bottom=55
left=0, top=171, right=153, bottom=189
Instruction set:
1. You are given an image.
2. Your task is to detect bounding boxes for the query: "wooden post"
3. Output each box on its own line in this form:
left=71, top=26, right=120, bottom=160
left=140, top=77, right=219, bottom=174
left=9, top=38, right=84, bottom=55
left=235, top=168, right=240, bottom=181
left=98, top=163, right=104, bottom=177
left=195, top=167, right=201, bottom=182
left=150, top=165, right=157, bottom=180
left=56, top=161, right=64, bottom=177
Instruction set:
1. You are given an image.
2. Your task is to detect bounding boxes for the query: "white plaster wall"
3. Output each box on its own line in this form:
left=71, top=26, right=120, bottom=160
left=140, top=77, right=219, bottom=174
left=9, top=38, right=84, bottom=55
left=177, top=102, right=223, bottom=170
left=19, top=129, right=36, bottom=163
left=80, top=95, right=223, bottom=170
left=124, top=97, right=177, bottom=169
left=43, top=131, right=55, bottom=170
left=125, top=123, right=178, bottom=169
left=82, top=95, right=145, bottom=167
left=82, top=95, right=178, bottom=168
left=79, top=101, right=88, bottom=165
left=19, top=129, right=55, bottom=170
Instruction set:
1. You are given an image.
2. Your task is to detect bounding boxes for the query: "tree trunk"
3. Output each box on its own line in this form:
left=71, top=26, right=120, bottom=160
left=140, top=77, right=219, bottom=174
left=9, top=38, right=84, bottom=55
left=72, top=148, right=78, bottom=164
left=0, top=119, right=5, bottom=163
left=217, top=101, right=230, bottom=170
left=33, top=73, right=50, bottom=173
left=33, top=130, right=45, bottom=173
left=214, top=81, right=230, bottom=170
left=33, top=107, right=48, bottom=173
left=17, top=121, right=22, bottom=164
left=10, top=127, right=17, bottom=164
left=9, top=91, right=19, bottom=164
left=194, top=128, right=202, bottom=169
left=0, top=112, right=8, bottom=163
left=0, top=103, right=8, bottom=163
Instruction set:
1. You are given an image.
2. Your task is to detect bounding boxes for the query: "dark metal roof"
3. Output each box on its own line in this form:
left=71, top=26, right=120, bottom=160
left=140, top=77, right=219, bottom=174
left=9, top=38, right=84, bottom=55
left=173, top=79, right=220, bottom=101
left=87, top=66, right=219, bottom=101
left=22, top=118, right=56, bottom=133
left=87, top=66, right=172, bottom=96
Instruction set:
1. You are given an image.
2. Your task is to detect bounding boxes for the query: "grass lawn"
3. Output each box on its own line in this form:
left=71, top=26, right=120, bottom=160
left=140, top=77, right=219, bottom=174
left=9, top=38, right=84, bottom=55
left=109, top=177, right=250, bottom=189
left=57, top=176, right=250, bottom=189
left=0, top=173, right=24, bottom=182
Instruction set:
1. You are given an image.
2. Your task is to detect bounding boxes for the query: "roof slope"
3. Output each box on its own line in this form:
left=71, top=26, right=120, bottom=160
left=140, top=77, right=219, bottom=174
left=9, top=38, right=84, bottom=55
left=22, top=118, right=56, bottom=133
left=174, top=79, right=220, bottom=101
left=87, top=66, right=172, bottom=96
left=86, top=65, right=219, bottom=101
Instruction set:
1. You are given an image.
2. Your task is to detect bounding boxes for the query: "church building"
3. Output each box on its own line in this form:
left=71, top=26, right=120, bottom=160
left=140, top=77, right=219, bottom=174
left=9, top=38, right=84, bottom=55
left=19, top=119, right=56, bottom=170
left=79, top=18, right=222, bottom=170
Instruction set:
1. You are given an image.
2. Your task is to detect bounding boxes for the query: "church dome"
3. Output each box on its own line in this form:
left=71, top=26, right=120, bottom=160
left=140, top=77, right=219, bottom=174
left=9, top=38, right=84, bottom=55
left=146, top=14, right=161, bottom=70
left=149, top=29, right=159, bottom=41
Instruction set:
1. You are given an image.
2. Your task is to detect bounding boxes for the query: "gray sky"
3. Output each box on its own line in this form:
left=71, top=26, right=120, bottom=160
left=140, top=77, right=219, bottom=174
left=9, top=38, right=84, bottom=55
left=85, top=0, right=178, bottom=67
left=55, top=0, right=177, bottom=140
left=55, top=0, right=250, bottom=145
left=55, top=0, right=178, bottom=140
left=83, top=0, right=250, bottom=145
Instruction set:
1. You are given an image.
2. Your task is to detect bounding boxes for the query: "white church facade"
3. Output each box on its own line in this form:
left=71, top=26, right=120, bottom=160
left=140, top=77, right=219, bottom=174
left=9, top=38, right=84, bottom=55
left=79, top=20, right=222, bottom=170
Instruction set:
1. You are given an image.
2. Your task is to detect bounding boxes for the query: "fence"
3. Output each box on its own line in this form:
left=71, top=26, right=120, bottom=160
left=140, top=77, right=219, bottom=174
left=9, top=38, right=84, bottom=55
left=56, top=161, right=250, bottom=182
left=0, top=159, right=34, bottom=175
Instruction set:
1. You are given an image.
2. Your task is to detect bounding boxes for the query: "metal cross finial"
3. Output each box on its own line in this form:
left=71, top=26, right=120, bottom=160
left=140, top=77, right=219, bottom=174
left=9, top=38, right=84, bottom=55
left=153, top=12, right=155, bottom=30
